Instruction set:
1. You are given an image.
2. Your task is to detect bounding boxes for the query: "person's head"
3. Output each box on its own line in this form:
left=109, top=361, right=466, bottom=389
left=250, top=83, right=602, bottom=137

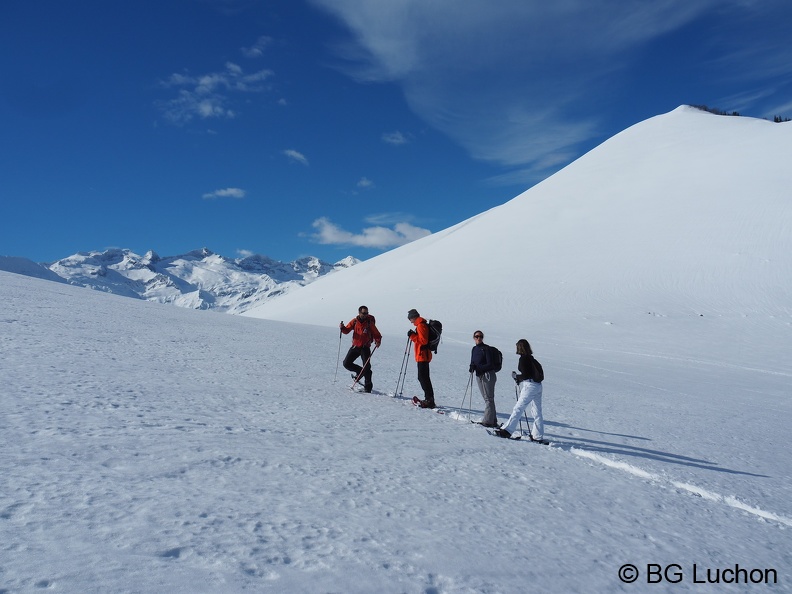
left=407, top=309, right=420, bottom=323
left=516, top=339, right=532, bottom=356
left=358, top=305, right=369, bottom=317
left=473, top=330, right=484, bottom=343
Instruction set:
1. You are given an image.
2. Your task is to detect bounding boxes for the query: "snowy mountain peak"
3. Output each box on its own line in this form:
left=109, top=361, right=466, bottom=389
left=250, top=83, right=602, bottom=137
left=236, top=253, right=280, bottom=271
left=141, top=250, right=160, bottom=267
left=185, top=247, right=215, bottom=259
left=334, top=255, right=361, bottom=268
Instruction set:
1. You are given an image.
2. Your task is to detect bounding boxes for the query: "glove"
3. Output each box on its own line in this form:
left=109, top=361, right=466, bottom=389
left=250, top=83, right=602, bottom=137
left=512, top=371, right=518, bottom=382
left=375, top=339, right=381, bottom=348
left=339, top=322, right=345, bottom=329
left=408, top=329, right=416, bottom=337
left=469, top=364, right=476, bottom=373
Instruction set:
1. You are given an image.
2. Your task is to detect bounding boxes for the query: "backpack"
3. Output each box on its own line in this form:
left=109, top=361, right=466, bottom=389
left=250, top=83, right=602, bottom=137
left=425, top=319, right=443, bottom=353
left=487, top=345, right=503, bottom=372
left=532, top=357, right=544, bottom=382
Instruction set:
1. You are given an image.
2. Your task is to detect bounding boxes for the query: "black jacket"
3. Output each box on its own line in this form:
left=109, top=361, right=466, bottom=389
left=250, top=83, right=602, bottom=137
left=470, top=343, right=495, bottom=376
left=515, top=354, right=543, bottom=383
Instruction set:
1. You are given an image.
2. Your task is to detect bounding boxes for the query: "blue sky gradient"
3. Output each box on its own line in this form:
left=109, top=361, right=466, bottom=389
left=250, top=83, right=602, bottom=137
left=2, top=0, right=791, bottom=264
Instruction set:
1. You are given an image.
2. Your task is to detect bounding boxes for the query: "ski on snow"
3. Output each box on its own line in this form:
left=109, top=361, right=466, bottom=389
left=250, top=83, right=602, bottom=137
left=350, top=385, right=388, bottom=396
left=412, top=396, right=446, bottom=414
left=485, top=428, right=550, bottom=444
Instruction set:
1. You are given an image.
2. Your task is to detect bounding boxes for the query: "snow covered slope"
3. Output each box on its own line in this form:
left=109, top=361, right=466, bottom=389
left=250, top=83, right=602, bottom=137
left=13, top=247, right=359, bottom=313
left=246, top=106, right=791, bottom=369
left=0, top=256, right=67, bottom=284
left=2, top=269, right=790, bottom=592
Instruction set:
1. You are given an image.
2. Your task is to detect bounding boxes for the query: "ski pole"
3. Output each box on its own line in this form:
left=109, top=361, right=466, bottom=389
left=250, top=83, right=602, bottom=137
left=400, top=344, right=410, bottom=397
left=515, top=383, right=525, bottom=435
left=394, top=337, right=411, bottom=397
left=514, top=381, right=532, bottom=436
left=351, top=344, right=378, bottom=389
left=396, top=340, right=410, bottom=397
left=458, top=372, right=474, bottom=422
left=334, top=323, right=343, bottom=382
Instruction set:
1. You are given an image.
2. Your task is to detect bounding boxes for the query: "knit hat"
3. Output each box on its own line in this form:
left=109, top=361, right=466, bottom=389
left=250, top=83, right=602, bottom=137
left=407, top=309, right=420, bottom=321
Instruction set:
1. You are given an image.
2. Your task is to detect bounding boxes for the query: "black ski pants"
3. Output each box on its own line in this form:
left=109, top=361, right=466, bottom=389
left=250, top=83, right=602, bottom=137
left=417, top=361, right=434, bottom=404
left=343, top=345, right=372, bottom=381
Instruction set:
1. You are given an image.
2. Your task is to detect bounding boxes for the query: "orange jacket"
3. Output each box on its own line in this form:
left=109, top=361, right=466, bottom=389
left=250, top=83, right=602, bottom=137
left=409, top=316, right=432, bottom=362
left=342, top=315, right=382, bottom=348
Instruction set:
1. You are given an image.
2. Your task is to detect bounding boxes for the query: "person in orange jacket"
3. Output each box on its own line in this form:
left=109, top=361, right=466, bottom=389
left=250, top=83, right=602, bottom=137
left=340, top=305, right=382, bottom=392
left=407, top=308, right=435, bottom=408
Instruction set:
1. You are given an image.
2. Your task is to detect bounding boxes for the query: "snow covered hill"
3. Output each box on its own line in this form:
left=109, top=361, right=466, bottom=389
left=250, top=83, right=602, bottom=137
left=0, top=255, right=67, bottom=284
left=245, top=106, right=791, bottom=370
left=0, top=248, right=359, bottom=314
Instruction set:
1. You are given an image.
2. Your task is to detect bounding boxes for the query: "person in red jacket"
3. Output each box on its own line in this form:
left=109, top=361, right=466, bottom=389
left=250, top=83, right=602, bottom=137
left=340, top=305, right=382, bottom=392
left=407, top=308, right=435, bottom=408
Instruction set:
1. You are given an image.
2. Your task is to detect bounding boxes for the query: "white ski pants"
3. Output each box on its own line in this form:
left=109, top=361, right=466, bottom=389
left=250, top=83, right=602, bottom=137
left=503, top=380, right=543, bottom=440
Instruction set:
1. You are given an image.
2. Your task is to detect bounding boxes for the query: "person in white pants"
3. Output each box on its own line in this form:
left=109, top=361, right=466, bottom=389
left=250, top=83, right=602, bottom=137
left=495, top=339, right=544, bottom=441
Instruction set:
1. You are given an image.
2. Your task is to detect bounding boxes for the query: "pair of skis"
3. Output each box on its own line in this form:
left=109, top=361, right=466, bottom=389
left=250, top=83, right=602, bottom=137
left=485, top=428, right=550, bottom=444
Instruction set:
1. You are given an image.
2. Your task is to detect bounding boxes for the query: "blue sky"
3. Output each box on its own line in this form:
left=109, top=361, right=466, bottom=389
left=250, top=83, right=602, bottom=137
left=2, top=0, right=791, bottom=265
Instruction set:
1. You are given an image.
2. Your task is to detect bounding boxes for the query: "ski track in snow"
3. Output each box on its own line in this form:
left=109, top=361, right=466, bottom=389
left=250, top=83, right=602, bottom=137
left=567, top=449, right=792, bottom=528
left=414, top=392, right=792, bottom=530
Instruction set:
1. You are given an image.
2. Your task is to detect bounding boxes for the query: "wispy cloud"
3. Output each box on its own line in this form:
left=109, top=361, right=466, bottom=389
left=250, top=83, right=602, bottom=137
left=159, top=62, right=273, bottom=124
left=283, top=149, right=309, bottom=166
left=381, top=131, right=409, bottom=145
left=363, top=212, right=416, bottom=226
left=241, top=36, right=273, bottom=58
left=766, top=98, right=792, bottom=119
left=311, top=216, right=431, bottom=249
left=202, top=187, right=246, bottom=200
left=309, top=0, right=791, bottom=180
left=357, top=177, right=374, bottom=189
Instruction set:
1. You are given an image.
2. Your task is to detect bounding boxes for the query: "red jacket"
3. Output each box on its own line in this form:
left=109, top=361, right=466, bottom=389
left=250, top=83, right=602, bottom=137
left=409, top=316, right=432, bottom=362
left=342, top=315, right=382, bottom=348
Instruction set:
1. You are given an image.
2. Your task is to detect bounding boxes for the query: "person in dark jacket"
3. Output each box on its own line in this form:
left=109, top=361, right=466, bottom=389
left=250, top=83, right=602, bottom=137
left=407, top=308, right=435, bottom=408
left=495, top=339, right=544, bottom=441
left=469, top=330, right=498, bottom=427
left=340, top=305, right=382, bottom=392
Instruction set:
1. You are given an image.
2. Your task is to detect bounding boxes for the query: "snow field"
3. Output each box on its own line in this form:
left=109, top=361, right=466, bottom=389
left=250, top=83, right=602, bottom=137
left=2, top=271, right=790, bottom=592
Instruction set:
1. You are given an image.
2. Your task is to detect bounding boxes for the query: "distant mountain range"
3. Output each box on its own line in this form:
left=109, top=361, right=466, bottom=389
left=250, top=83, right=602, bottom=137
left=0, top=248, right=359, bottom=314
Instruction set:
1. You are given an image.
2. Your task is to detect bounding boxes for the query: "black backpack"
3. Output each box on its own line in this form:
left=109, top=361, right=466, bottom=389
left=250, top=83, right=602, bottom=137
left=487, top=345, right=503, bottom=372
left=425, top=319, right=443, bottom=353
left=532, top=357, right=544, bottom=382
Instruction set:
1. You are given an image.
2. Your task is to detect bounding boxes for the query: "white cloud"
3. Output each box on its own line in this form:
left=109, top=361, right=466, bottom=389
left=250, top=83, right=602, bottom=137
left=311, top=217, right=431, bottom=249
left=283, top=150, right=309, bottom=166
left=381, top=131, right=409, bottom=145
left=308, top=0, right=790, bottom=180
left=357, top=177, right=374, bottom=189
left=241, top=36, right=273, bottom=58
left=363, top=212, right=414, bottom=225
left=159, top=62, right=274, bottom=124
left=202, top=187, right=246, bottom=200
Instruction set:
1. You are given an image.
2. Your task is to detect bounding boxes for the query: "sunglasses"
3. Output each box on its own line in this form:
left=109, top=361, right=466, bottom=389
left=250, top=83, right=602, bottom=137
left=473, top=334, right=483, bottom=339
